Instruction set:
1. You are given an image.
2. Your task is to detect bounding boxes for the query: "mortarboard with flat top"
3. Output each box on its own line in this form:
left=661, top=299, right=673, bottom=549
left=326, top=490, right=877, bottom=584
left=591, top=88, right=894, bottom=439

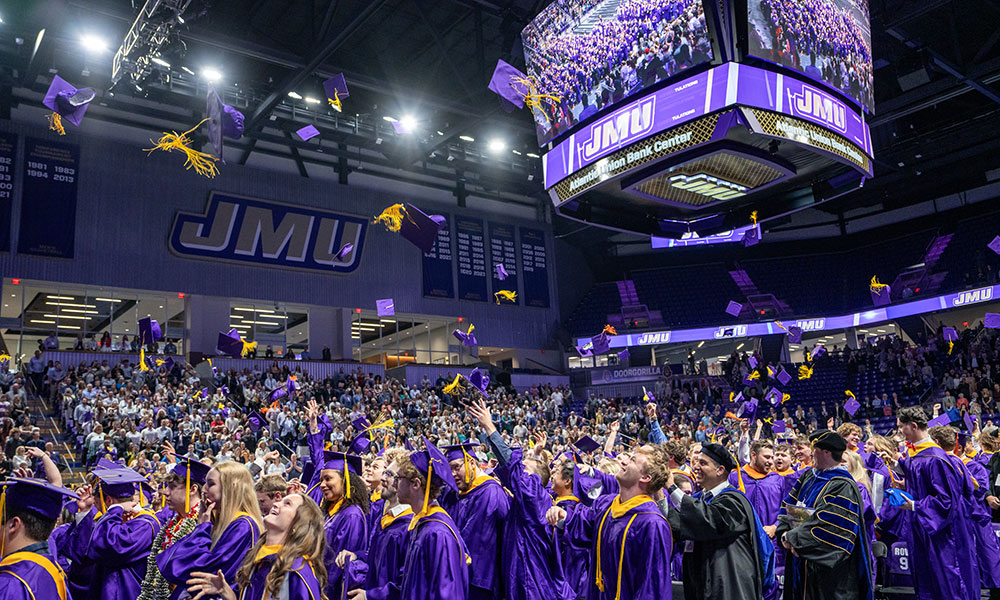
left=748, top=356, right=758, bottom=369
left=0, top=478, right=79, bottom=521
left=43, top=75, right=97, bottom=133
left=410, top=437, right=459, bottom=494
left=495, top=263, right=510, bottom=280
left=138, top=317, right=162, bottom=346
left=575, top=343, right=593, bottom=357
left=296, top=124, right=320, bottom=141
left=725, top=301, right=743, bottom=317
left=268, top=376, right=298, bottom=402
left=574, top=435, right=601, bottom=454
left=442, top=441, right=480, bottom=464
left=765, top=388, right=782, bottom=406
left=988, top=236, right=1000, bottom=255
left=376, top=299, right=395, bottom=317
left=92, top=465, right=147, bottom=498
left=453, top=325, right=478, bottom=347
left=985, top=313, right=1000, bottom=329
left=737, top=397, right=757, bottom=420
left=871, top=285, right=892, bottom=307
left=927, top=413, right=951, bottom=428
left=942, top=327, right=958, bottom=342
left=844, top=396, right=861, bottom=416
left=349, top=434, right=371, bottom=455
left=248, top=410, right=266, bottom=433
left=488, top=59, right=528, bottom=112
left=775, top=366, right=792, bottom=386
left=170, top=456, right=211, bottom=486
left=322, top=450, right=364, bottom=475
left=217, top=328, right=255, bottom=358
left=617, top=349, right=630, bottom=362
left=206, top=85, right=245, bottom=162
left=787, top=326, right=802, bottom=344
left=373, top=203, right=447, bottom=253
left=810, top=346, right=826, bottom=360
left=741, top=228, right=760, bottom=247
left=772, top=420, right=786, bottom=434
left=467, top=368, right=490, bottom=394
left=591, top=332, right=610, bottom=354
left=323, top=74, right=350, bottom=112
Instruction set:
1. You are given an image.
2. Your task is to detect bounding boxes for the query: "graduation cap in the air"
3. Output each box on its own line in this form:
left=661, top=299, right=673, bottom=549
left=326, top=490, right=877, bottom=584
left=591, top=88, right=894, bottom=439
left=765, top=387, right=783, bottom=406
left=870, top=276, right=892, bottom=307
left=296, top=124, right=320, bottom=141
left=775, top=366, right=792, bottom=386
left=575, top=343, right=593, bottom=357
left=572, top=464, right=605, bottom=506
left=488, top=59, right=528, bottom=112
left=467, top=368, right=490, bottom=394
left=495, top=263, right=510, bottom=280
left=0, top=478, right=79, bottom=521
left=373, top=203, right=446, bottom=253
left=217, top=328, right=256, bottom=358
left=772, top=420, right=786, bottom=434
left=988, top=236, right=1000, bottom=255
left=617, top=349, right=630, bottom=362
left=268, top=376, right=299, bottom=402
left=748, top=356, right=759, bottom=369
left=810, top=346, right=827, bottom=360
left=206, top=85, right=245, bottom=162
left=376, top=299, right=395, bottom=317
left=247, top=410, right=266, bottom=433
left=787, top=326, right=803, bottom=344
left=323, top=74, right=350, bottom=112
left=452, top=324, right=478, bottom=347
left=741, top=227, right=760, bottom=247
left=642, top=386, right=656, bottom=404
left=725, top=301, right=743, bottom=317
left=591, top=332, right=611, bottom=355
left=138, top=317, right=162, bottom=346
left=574, top=435, right=601, bottom=454
left=986, top=313, right=1000, bottom=329
left=844, top=394, right=861, bottom=416
left=43, top=75, right=97, bottom=134
left=927, top=413, right=952, bottom=428
left=942, top=327, right=959, bottom=342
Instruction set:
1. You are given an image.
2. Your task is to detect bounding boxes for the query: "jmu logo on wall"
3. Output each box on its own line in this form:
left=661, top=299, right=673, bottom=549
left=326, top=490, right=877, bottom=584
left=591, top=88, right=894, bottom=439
left=169, top=192, right=366, bottom=273
left=952, top=287, right=994, bottom=306
left=787, top=84, right=847, bottom=133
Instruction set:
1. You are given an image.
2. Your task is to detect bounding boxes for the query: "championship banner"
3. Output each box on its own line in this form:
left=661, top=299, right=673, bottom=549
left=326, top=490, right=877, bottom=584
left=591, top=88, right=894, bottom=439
left=455, top=216, right=488, bottom=302
left=489, top=222, right=518, bottom=303
left=422, top=211, right=454, bottom=298
left=520, top=227, right=550, bottom=308
left=19, top=137, right=79, bottom=257
left=0, top=132, right=16, bottom=252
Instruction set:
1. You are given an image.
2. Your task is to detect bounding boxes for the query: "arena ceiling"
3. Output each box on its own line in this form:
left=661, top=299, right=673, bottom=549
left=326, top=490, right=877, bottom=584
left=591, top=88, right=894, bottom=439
left=0, top=0, right=999, bottom=239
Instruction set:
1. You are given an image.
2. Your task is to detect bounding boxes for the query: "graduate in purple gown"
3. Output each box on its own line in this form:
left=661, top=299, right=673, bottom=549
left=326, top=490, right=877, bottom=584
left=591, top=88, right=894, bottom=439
left=929, top=426, right=1000, bottom=590
left=364, top=453, right=388, bottom=540
left=467, top=397, right=574, bottom=600
left=348, top=437, right=469, bottom=600
left=157, top=461, right=263, bottom=600
left=47, top=520, right=72, bottom=573
left=0, top=478, right=77, bottom=600
left=184, top=493, right=326, bottom=600
left=554, top=444, right=674, bottom=600
left=548, top=455, right=593, bottom=595
left=342, top=447, right=413, bottom=600
left=894, top=407, right=980, bottom=600
left=729, top=439, right=784, bottom=527
left=305, top=399, right=372, bottom=599
left=439, top=440, right=509, bottom=600
left=76, top=465, right=162, bottom=600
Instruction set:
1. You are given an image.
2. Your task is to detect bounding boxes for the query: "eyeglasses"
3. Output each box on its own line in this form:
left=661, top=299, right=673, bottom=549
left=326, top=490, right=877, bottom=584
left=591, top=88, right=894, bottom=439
left=382, top=470, right=399, bottom=481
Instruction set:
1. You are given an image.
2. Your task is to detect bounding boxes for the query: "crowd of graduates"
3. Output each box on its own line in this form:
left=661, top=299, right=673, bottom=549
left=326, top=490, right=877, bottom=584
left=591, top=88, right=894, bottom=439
left=2, top=319, right=1000, bottom=599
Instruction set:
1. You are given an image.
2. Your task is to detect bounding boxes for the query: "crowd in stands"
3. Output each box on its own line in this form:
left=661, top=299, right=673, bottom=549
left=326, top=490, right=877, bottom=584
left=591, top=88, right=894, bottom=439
left=750, top=0, right=874, bottom=109
left=523, top=0, right=711, bottom=141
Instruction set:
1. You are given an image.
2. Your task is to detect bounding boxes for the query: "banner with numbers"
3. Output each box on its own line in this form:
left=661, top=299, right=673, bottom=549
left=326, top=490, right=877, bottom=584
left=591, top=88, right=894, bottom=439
left=520, top=227, right=550, bottom=308
left=0, top=133, right=15, bottom=252
left=422, top=212, right=454, bottom=298
left=489, top=222, right=518, bottom=304
left=455, top=216, right=488, bottom=302
left=19, top=137, right=79, bottom=258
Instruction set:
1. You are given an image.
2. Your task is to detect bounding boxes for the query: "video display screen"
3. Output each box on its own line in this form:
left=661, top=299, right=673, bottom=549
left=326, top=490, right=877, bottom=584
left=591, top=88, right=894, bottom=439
left=746, top=0, right=873, bottom=112
left=522, top=0, right=714, bottom=146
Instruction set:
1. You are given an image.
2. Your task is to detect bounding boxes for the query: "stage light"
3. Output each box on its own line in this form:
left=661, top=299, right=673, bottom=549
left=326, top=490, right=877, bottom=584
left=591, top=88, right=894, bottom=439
left=526, top=153, right=540, bottom=158
left=80, top=34, right=109, bottom=54
left=304, top=97, right=321, bottom=104
left=151, top=57, right=171, bottom=68
left=181, top=66, right=195, bottom=75
left=399, top=115, right=417, bottom=132
left=287, top=91, right=303, bottom=100
left=459, top=135, right=475, bottom=142
left=202, top=67, right=222, bottom=82
left=488, top=139, right=506, bottom=153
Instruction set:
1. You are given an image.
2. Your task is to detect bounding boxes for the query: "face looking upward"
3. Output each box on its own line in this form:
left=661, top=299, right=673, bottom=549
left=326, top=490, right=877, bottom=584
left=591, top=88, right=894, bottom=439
left=263, top=493, right=303, bottom=541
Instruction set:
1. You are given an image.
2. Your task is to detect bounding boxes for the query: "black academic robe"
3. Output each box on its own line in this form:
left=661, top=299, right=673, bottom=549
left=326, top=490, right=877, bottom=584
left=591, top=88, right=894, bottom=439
left=776, top=469, right=872, bottom=600
left=667, top=487, right=764, bottom=600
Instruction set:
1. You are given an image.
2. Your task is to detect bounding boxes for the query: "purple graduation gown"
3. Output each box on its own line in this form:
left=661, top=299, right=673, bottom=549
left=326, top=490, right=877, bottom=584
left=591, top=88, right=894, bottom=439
left=902, top=443, right=980, bottom=600
left=63, top=508, right=99, bottom=598
left=394, top=508, right=470, bottom=600
left=566, top=494, right=673, bottom=600
left=47, top=523, right=72, bottom=573
left=447, top=477, right=510, bottom=598
left=239, top=554, right=323, bottom=600
left=158, top=513, right=261, bottom=600
left=306, top=431, right=327, bottom=506
left=557, top=496, right=593, bottom=595
left=368, top=495, right=388, bottom=541
left=89, top=504, right=162, bottom=600
left=493, top=449, right=574, bottom=600
left=345, top=506, right=412, bottom=600
left=954, top=455, right=1000, bottom=587
left=323, top=503, right=369, bottom=600
left=0, top=545, right=69, bottom=600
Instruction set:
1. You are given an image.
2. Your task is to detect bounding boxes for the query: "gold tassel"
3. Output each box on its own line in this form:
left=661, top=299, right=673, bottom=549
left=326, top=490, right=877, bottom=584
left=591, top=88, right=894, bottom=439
left=0, top=488, right=6, bottom=557
left=442, top=374, right=464, bottom=395
left=144, top=118, right=220, bottom=179
left=47, top=112, right=66, bottom=136
left=750, top=210, right=758, bottom=226
left=328, top=90, right=342, bottom=112
left=845, top=390, right=856, bottom=401
left=372, top=203, right=409, bottom=232
left=494, top=290, right=517, bottom=304
left=185, top=465, right=191, bottom=513
left=344, top=464, right=351, bottom=500
left=462, top=448, right=472, bottom=484
left=139, top=348, right=149, bottom=372
left=602, top=324, right=617, bottom=336
left=241, top=339, right=257, bottom=358
left=510, top=75, right=562, bottom=123
left=782, top=393, right=791, bottom=404
left=747, top=370, right=759, bottom=381
left=467, top=324, right=475, bottom=335
left=870, top=275, right=889, bottom=295
left=948, top=341, right=954, bottom=355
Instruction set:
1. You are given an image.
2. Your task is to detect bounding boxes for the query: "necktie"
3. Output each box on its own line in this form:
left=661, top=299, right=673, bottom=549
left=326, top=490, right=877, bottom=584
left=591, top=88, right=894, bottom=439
left=703, top=491, right=713, bottom=502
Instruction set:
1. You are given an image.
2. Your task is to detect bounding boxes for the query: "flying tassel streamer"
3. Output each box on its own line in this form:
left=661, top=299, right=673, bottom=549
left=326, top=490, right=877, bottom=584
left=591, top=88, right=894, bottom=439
left=782, top=393, right=791, bottom=404
left=139, top=348, right=149, bottom=372
left=750, top=210, right=758, bottom=226
left=845, top=390, right=856, bottom=401
left=328, top=90, right=342, bottom=112
left=870, top=275, right=889, bottom=296
left=494, top=290, right=517, bottom=304
left=240, top=339, right=257, bottom=358
left=144, top=118, right=219, bottom=178
left=372, top=203, right=414, bottom=232
left=510, top=75, right=561, bottom=122
left=47, top=112, right=66, bottom=136
left=602, top=324, right=617, bottom=336
left=747, top=370, right=760, bottom=381
left=442, top=374, right=464, bottom=395
left=948, top=341, right=955, bottom=355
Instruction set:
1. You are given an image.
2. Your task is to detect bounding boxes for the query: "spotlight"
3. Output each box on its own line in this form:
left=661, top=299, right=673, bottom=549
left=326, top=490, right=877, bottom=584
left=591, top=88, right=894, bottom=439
left=202, top=67, right=222, bottom=82
left=488, top=139, right=506, bottom=153
left=459, top=135, right=475, bottom=142
left=382, top=116, right=397, bottom=122
left=399, top=115, right=418, bottom=132
left=287, top=91, right=303, bottom=100
left=80, top=34, right=109, bottom=54
left=304, top=97, right=321, bottom=104
left=151, top=56, right=171, bottom=68
left=526, top=152, right=540, bottom=158
left=180, top=66, right=195, bottom=75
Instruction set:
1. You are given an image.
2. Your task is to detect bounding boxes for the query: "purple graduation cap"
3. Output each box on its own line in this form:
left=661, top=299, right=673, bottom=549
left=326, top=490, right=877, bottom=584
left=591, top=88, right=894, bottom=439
left=574, top=435, right=601, bottom=454
left=467, top=368, right=490, bottom=394
left=986, top=313, right=1000, bottom=329
left=334, top=243, right=354, bottom=261
left=988, top=236, right=1000, bottom=255
left=765, top=387, right=782, bottom=406
left=376, top=298, right=395, bottom=317
left=591, top=332, right=610, bottom=354
left=399, top=204, right=446, bottom=253
left=248, top=410, right=266, bottom=433
left=787, top=326, right=803, bottom=344
left=220, top=385, right=229, bottom=396
left=811, top=346, right=827, bottom=359
left=323, top=74, right=350, bottom=112
left=0, top=478, right=79, bottom=520
left=748, top=356, right=758, bottom=369
left=410, top=437, right=459, bottom=494
left=573, top=464, right=605, bottom=505
left=487, top=59, right=527, bottom=112
left=575, top=344, right=593, bottom=357
left=495, top=263, right=510, bottom=281
left=725, top=301, right=743, bottom=317
left=741, top=228, right=760, bottom=247
left=617, top=349, right=630, bottom=362
left=452, top=326, right=478, bottom=347
left=296, top=124, right=320, bottom=141
left=844, top=396, right=861, bottom=416
left=217, top=329, right=246, bottom=358
left=43, top=75, right=97, bottom=128
left=772, top=420, right=786, bottom=434
left=138, top=317, right=162, bottom=346
left=206, top=85, right=245, bottom=162
left=775, top=366, right=792, bottom=386
left=942, top=327, right=958, bottom=342
left=871, top=284, right=892, bottom=307
left=964, top=413, right=976, bottom=434
left=93, top=466, right=147, bottom=498
left=927, top=413, right=951, bottom=428
left=268, top=376, right=299, bottom=402
left=737, top=397, right=757, bottom=420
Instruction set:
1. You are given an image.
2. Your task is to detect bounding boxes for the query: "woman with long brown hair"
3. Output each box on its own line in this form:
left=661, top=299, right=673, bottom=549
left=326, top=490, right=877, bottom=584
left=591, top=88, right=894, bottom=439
left=185, top=493, right=326, bottom=600
left=158, top=461, right=263, bottom=599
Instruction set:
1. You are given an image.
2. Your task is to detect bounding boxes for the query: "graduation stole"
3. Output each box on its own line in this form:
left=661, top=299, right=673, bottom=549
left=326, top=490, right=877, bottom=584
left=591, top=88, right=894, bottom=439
left=595, top=495, right=654, bottom=598
left=906, top=440, right=940, bottom=457
left=554, top=495, right=580, bottom=504
left=459, top=474, right=495, bottom=496
left=0, top=551, right=68, bottom=600
left=380, top=507, right=414, bottom=530
left=254, top=544, right=282, bottom=563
